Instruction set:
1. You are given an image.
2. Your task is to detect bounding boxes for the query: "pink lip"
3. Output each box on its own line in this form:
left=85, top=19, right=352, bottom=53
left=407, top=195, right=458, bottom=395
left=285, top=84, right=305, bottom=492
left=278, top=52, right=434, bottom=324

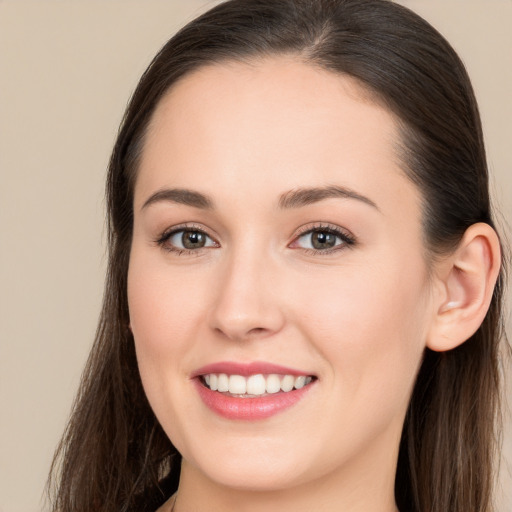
left=191, top=361, right=313, bottom=378
left=191, top=361, right=317, bottom=420
left=193, top=379, right=315, bottom=420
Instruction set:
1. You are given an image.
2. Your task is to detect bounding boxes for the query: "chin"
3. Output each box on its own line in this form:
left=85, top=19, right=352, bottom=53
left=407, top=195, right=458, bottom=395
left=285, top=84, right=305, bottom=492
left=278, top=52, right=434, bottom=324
left=184, top=443, right=315, bottom=492
left=205, top=462, right=308, bottom=492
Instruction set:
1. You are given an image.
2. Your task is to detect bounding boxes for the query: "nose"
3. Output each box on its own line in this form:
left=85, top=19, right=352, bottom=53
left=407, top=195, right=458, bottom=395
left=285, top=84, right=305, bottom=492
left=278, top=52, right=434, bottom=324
left=208, top=248, right=286, bottom=342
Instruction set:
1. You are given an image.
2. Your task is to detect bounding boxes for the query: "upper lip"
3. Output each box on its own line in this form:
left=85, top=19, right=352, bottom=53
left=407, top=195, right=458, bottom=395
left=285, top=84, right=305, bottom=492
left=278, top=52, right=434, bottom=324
left=191, top=361, right=315, bottom=379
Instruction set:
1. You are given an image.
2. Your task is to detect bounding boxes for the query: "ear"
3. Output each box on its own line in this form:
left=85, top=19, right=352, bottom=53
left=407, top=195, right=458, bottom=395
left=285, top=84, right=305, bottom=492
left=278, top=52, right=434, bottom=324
left=426, top=223, right=501, bottom=352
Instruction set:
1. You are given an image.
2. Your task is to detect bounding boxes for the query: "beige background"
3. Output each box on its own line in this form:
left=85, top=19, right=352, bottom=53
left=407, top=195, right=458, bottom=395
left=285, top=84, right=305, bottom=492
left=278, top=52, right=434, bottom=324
left=0, top=1, right=510, bottom=511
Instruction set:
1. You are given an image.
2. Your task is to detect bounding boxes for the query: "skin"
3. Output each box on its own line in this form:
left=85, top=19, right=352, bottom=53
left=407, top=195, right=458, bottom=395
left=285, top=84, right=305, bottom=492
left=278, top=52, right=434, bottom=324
left=128, top=56, right=438, bottom=512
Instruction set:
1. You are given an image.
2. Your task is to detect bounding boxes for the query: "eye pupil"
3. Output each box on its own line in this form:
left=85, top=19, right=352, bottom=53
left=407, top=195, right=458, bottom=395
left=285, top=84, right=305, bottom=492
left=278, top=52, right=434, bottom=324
left=182, top=231, right=205, bottom=249
left=312, top=231, right=336, bottom=249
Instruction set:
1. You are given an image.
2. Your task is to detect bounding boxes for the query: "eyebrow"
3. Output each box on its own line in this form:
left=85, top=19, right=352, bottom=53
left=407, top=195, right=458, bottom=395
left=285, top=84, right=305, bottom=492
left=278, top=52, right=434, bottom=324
left=142, top=188, right=214, bottom=210
left=141, top=185, right=379, bottom=212
left=278, top=185, right=379, bottom=211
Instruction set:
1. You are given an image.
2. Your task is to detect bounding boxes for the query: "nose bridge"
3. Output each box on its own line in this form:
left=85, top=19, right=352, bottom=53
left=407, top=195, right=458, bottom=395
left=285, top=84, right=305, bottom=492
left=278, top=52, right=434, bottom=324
left=209, top=238, right=284, bottom=341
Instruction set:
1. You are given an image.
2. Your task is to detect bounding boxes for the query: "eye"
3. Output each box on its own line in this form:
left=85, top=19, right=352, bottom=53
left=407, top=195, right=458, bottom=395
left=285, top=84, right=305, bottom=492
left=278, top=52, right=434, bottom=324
left=291, top=225, right=355, bottom=253
left=156, top=227, right=218, bottom=254
left=169, top=230, right=215, bottom=250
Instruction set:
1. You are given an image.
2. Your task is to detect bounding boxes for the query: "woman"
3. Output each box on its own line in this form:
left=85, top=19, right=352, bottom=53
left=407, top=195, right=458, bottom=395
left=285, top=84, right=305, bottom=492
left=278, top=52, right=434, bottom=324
left=48, top=0, right=508, bottom=511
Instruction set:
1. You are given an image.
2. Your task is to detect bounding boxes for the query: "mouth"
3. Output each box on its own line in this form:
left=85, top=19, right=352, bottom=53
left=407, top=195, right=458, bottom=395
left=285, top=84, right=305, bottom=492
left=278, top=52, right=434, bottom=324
left=192, top=362, right=317, bottom=420
left=200, top=373, right=315, bottom=397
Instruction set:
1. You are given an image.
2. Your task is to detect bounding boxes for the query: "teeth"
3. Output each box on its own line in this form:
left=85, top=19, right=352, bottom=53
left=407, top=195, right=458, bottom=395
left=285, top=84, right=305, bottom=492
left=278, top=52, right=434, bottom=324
left=280, top=375, right=295, bottom=392
left=228, top=374, right=247, bottom=394
left=217, top=373, right=229, bottom=392
left=294, top=375, right=306, bottom=389
left=266, top=374, right=281, bottom=394
left=247, top=374, right=266, bottom=395
left=202, top=373, right=313, bottom=396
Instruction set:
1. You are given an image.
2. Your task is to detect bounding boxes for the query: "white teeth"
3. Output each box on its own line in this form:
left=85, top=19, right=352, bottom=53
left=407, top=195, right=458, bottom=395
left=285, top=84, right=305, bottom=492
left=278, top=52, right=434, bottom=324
left=266, top=374, right=281, bottom=394
left=202, top=372, right=314, bottom=395
left=228, top=375, right=247, bottom=394
left=280, top=375, right=295, bottom=392
left=217, top=373, right=229, bottom=392
left=246, top=374, right=266, bottom=395
left=294, top=376, right=306, bottom=389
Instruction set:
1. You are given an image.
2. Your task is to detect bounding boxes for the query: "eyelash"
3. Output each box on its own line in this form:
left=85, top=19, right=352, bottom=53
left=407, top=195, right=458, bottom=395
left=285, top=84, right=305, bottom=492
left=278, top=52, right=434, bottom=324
left=292, top=223, right=356, bottom=255
left=154, top=222, right=356, bottom=256
left=154, top=223, right=216, bottom=256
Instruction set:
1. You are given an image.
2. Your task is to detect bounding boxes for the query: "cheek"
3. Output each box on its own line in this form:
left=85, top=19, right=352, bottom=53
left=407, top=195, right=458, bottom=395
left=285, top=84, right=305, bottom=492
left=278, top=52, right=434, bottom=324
left=126, top=248, right=214, bottom=424
left=127, top=252, right=207, bottom=357
left=293, top=257, right=430, bottom=406
left=126, top=250, right=212, bottom=443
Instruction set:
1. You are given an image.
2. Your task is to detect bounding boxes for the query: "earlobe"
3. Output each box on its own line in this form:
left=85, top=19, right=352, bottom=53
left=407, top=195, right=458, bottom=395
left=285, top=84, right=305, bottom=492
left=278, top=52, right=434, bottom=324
left=426, top=223, right=501, bottom=352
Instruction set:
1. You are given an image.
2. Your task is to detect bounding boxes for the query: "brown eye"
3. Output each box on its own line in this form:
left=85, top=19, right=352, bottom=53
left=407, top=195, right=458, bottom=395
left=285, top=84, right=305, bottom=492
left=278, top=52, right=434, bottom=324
left=292, top=226, right=355, bottom=253
left=164, top=229, right=217, bottom=252
left=310, top=231, right=337, bottom=250
left=181, top=230, right=206, bottom=249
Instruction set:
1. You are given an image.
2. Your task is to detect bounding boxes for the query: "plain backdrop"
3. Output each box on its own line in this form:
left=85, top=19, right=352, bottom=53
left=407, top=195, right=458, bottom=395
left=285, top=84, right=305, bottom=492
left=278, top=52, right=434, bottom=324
left=0, top=1, right=510, bottom=511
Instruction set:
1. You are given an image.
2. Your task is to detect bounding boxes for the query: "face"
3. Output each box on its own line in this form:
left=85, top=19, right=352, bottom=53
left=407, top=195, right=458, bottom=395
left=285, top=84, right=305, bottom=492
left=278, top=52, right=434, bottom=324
left=128, top=57, right=435, bottom=493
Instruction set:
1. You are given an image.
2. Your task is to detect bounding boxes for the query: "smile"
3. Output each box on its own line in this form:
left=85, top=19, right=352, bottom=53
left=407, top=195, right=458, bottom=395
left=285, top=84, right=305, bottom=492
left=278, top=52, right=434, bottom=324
left=201, top=373, right=314, bottom=396
left=192, top=361, right=317, bottom=420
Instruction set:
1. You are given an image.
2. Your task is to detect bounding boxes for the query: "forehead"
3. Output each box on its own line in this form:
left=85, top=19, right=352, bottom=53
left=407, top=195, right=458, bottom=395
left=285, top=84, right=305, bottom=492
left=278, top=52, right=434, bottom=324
left=144, top=57, right=395, bottom=166
left=136, top=56, right=421, bottom=221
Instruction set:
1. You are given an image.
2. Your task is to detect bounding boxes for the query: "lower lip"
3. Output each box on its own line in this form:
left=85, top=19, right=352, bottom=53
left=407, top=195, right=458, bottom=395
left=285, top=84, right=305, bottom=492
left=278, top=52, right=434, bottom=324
left=194, top=379, right=315, bottom=420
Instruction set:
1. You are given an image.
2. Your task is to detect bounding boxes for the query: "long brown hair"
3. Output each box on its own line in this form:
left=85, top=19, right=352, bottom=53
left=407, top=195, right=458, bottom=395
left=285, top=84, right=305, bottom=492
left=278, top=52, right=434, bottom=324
left=48, top=1, right=509, bottom=511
